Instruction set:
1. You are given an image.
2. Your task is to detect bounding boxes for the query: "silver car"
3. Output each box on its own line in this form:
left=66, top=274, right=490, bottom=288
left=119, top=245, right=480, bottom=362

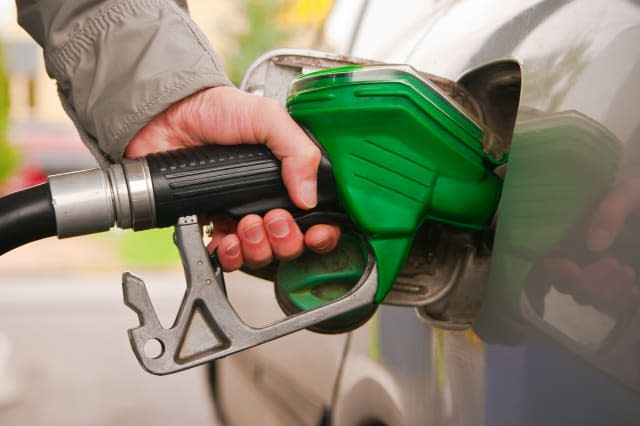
left=213, top=1, right=640, bottom=425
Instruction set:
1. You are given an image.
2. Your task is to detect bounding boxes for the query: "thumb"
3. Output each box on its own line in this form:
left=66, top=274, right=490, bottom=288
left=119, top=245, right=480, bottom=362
left=247, top=93, right=321, bottom=210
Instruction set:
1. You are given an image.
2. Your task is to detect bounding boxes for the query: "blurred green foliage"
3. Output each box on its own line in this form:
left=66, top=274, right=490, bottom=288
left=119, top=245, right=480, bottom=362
left=107, top=227, right=180, bottom=269
left=227, top=0, right=289, bottom=84
left=0, top=43, right=18, bottom=184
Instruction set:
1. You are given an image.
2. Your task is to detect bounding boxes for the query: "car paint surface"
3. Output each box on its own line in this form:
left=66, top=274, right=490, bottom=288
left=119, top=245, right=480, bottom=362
left=218, top=1, right=640, bottom=425
left=330, top=1, right=640, bottom=425
left=216, top=274, right=349, bottom=426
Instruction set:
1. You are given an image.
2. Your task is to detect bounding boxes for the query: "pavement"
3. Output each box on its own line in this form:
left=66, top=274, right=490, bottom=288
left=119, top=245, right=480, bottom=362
left=0, top=237, right=222, bottom=426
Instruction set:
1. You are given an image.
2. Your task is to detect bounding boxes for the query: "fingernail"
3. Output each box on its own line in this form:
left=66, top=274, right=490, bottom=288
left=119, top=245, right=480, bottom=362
left=266, top=217, right=290, bottom=238
left=243, top=224, right=264, bottom=244
left=587, top=228, right=613, bottom=252
left=225, top=242, right=241, bottom=258
left=300, top=179, right=317, bottom=209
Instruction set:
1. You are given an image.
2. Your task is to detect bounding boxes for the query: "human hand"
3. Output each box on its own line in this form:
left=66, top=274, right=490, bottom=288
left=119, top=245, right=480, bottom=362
left=587, top=177, right=640, bottom=252
left=533, top=177, right=640, bottom=314
left=125, top=86, right=340, bottom=271
left=539, top=256, right=639, bottom=315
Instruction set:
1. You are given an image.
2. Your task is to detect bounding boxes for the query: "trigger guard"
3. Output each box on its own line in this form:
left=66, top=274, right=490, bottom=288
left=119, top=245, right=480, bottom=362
left=275, top=281, right=377, bottom=334
left=273, top=231, right=376, bottom=334
left=294, top=211, right=353, bottom=232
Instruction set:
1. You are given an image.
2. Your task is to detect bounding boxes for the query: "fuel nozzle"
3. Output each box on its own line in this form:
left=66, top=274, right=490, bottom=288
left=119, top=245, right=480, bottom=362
left=0, top=57, right=507, bottom=374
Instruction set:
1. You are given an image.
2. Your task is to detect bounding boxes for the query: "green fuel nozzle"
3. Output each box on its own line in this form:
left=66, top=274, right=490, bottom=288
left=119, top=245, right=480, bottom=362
left=0, top=60, right=506, bottom=373
left=276, top=64, right=504, bottom=325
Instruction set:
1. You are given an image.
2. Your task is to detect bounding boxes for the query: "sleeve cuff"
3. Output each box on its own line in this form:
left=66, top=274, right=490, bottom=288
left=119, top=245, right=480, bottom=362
left=47, top=0, right=233, bottom=162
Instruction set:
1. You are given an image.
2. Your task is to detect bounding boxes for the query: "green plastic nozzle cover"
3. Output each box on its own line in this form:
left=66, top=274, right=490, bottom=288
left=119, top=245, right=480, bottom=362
left=286, top=65, right=503, bottom=303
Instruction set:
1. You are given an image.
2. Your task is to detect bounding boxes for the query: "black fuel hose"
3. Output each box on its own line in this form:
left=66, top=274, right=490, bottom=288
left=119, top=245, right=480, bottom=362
left=0, top=145, right=339, bottom=256
left=0, top=183, right=57, bottom=255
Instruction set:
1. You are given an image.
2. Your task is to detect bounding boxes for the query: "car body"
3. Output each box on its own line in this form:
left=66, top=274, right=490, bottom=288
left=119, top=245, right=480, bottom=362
left=215, top=1, right=640, bottom=425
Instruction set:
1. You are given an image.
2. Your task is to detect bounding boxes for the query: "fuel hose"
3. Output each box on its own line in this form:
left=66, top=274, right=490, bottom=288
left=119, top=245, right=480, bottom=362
left=0, top=182, right=57, bottom=255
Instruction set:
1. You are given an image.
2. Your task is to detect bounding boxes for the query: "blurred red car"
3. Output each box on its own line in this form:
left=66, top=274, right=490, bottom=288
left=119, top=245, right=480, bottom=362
left=1, top=121, right=96, bottom=195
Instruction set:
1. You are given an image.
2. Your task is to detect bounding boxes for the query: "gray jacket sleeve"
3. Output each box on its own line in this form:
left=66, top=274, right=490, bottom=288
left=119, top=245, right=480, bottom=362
left=16, top=0, right=233, bottom=166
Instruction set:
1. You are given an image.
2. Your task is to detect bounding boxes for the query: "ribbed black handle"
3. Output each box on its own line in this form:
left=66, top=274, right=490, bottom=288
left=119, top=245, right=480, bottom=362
left=145, top=145, right=339, bottom=227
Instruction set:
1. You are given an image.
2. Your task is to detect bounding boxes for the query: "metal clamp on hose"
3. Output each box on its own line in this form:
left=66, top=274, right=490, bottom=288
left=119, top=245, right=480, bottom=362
left=48, top=159, right=156, bottom=238
left=48, top=168, right=117, bottom=238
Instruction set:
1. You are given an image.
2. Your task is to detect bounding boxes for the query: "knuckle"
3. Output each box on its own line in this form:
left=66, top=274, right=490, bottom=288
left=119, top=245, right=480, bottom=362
left=263, top=208, right=290, bottom=222
left=260, top=96, right=285, bottom=114
left=305, top=143, right=321, bottom=165
left=275, top=242, right=304, bottom=261
left=238, top=215, right=264, bottom=234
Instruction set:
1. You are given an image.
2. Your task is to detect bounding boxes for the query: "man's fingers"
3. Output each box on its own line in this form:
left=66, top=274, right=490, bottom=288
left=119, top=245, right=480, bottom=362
left=588, top=178, right=640, bottom=252
left=263, top=209, right=304, bottom=260
left=237, top=214, right=273, bottom=269
left=217, top=234, right=244, bottom=272
left=541, top=258, right=582, bottom=295
left=215, top=212, right=338, bottom=271
left=304, top=224, right=341, bottom=254
left=209, top=217, right=241, bottom=271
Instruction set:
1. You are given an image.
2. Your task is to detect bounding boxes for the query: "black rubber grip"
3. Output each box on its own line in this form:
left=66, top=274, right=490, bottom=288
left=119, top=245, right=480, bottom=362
left=145, top=145, right=340, bottom=227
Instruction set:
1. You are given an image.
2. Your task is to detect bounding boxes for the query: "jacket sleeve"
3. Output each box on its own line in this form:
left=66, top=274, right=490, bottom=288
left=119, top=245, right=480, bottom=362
left=16, top=0, right=233, bottom=166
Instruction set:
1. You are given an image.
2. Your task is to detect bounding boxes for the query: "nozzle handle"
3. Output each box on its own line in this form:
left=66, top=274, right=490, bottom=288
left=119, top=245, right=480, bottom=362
left=144, top=145, right=338, bottom=228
